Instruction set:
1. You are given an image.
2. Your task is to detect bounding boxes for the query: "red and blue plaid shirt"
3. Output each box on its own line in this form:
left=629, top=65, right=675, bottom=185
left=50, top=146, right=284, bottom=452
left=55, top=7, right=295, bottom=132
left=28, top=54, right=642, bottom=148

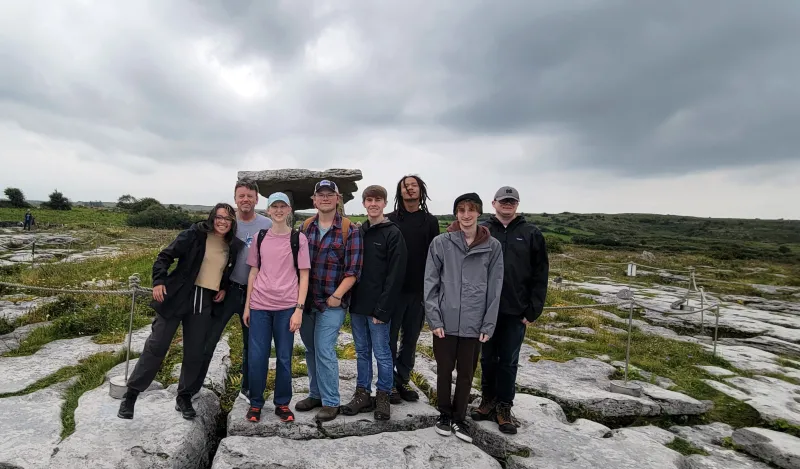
left=302, top=212, right=363, bottom=312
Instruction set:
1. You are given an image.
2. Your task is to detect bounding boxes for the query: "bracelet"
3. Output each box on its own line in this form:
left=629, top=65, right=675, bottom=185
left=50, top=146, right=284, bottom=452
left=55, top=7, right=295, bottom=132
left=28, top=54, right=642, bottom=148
left=331, top=294, right=341, bottom=301
left=295, top=303, right=304, bottom=309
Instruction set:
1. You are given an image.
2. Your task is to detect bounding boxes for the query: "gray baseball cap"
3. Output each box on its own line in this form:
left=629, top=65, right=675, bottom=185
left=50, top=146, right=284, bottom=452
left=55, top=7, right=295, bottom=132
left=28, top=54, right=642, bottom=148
left=494, top=186, right=520, bottom=201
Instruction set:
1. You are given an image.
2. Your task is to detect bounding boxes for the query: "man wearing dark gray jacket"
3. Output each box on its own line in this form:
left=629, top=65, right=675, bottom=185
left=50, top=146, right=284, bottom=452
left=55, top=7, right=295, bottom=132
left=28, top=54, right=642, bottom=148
left=424, top=192, right=504, bottom=444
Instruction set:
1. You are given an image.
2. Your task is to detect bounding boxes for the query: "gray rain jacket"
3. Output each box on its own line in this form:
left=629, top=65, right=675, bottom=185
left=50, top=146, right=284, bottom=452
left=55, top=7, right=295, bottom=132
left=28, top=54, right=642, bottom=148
left=423, top=221, right=504, bottom=338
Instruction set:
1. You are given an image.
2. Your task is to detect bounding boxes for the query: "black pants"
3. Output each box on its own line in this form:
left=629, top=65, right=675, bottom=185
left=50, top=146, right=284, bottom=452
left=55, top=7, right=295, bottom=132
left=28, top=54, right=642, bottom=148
left=480, top=313, right=527, bottom=405
left=433, top=335, right=481, bottom=421
left=390, top=291, right=425, bottom=386
left=127, top=286, right=213, bottom=397
left=190, top=283, right=249, bottom=395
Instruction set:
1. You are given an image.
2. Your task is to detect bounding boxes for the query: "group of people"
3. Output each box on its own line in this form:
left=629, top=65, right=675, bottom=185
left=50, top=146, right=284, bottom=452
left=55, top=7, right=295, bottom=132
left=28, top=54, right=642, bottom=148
left=116, top=175, right=549, bottom=444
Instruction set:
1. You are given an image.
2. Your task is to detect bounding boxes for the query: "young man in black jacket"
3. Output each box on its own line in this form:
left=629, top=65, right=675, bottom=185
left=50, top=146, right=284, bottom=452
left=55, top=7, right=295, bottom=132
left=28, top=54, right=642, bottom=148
left=387, top=175, right=440, bottom=403
left=342, top=185, right=407, bottom=420
left=472, top=186, right=549, bottom=434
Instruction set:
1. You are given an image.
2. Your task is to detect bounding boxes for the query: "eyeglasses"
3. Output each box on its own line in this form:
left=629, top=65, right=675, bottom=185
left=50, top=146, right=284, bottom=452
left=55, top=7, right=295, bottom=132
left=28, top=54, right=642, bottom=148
left=497, top=199, right=518, bottom=205
left=315, top=193, right=337, bottom=199
left=214, top=215, right=233, bottom=222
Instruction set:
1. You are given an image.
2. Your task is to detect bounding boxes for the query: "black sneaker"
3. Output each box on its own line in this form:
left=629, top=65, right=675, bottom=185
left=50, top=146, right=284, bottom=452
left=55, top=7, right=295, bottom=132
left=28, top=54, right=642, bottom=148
left=397, top=382, right=419, bottom=402
left=389, top=387, right=403, bottom=405
left=451, top=420, right=472, bottom=443
left=117, top=389, right=138, bottom=419
left=175, top=394, right=197, bottom=420
left=435, top=413, right=452, bottom=437
left=275, top=405, right=295, bottom=423
left=246, top=406, right=261, bottom=423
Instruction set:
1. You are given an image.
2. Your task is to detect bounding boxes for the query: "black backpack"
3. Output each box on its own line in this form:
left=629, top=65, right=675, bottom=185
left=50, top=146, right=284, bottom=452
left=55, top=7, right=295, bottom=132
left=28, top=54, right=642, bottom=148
left=256, top=228, right=301, bottom=278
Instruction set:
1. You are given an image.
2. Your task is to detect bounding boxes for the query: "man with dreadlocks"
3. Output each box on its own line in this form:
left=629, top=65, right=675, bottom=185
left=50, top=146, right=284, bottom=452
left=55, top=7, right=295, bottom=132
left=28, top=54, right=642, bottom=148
left=386, top=175, right=441, bottom=403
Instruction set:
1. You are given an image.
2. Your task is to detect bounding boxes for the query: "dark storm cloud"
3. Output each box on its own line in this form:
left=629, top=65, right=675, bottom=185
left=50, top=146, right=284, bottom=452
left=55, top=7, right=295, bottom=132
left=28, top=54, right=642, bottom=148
left=0, top=1, right=798, bottom=176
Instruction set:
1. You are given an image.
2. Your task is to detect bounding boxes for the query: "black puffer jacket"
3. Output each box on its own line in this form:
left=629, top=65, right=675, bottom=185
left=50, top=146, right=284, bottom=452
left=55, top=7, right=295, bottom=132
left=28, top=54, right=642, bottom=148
left=349, top=218, right=408, bottom=323
left=481, top=215, right=549, bottom=322
left=150, top=223, right=245, bottom=318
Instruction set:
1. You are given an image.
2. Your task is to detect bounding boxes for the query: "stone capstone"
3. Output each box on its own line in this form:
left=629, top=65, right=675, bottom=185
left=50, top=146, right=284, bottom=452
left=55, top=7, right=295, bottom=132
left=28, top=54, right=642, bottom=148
left=237, top=168, right=363, bottom=211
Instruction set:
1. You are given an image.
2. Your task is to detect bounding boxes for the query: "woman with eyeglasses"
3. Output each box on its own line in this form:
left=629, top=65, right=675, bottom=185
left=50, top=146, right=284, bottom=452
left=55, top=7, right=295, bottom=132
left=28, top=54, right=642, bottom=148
left=117, top=203, right=245, bottom=421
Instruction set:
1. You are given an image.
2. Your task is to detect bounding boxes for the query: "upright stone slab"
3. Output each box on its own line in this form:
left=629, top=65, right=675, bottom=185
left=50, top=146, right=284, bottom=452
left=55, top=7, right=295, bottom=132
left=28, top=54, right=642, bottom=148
left=212, top=430, right=502, bottom=469
left=237, top=168, right=363, bottom=210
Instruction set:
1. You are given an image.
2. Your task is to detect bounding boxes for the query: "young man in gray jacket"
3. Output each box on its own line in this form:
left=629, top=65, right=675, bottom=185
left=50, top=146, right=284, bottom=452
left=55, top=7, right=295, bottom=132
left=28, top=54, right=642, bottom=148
left=424, top=192, right=504, bottom=443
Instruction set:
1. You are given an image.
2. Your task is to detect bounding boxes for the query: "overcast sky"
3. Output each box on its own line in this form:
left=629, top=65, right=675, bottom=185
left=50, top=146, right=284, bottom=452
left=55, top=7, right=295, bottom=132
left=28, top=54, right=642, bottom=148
left=1, top=1, right=799, bottom=219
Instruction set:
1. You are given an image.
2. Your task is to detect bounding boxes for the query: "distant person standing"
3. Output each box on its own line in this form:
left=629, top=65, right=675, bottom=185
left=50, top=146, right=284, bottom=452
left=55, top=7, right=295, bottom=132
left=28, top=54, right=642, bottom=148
left=341, top=185, right=407, bottom=421
left=193, top=180, right=272, bottom=401
left=295, top=180, right=363, bottom=422
left=425, top=193, right=503, bottom=443
left=472, top=186, right=549, bottom=434
left=118, top=204, right=244, bottom=420
left=23, top=210, right=32, bottom=231
left=386, top=175, right=440, bottom=403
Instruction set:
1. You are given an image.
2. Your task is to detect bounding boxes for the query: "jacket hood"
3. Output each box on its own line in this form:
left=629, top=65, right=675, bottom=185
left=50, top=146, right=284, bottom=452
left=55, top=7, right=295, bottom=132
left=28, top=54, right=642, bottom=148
left=362, top=217, right=395, bottom=231
left=446, top=220, right=490, bottom=248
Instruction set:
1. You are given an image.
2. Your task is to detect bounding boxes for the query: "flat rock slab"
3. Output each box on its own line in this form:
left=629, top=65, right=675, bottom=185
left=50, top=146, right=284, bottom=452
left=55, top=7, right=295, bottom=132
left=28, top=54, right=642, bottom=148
left=516, top=358, right=712, bottom=419
left=703, top=375, right=800, bottom=426
left=0, top=296, right=58, bottom=322
left=58, top=246, right=121, bottom=264
left=0, top=382, right=69, bottom=469
left=669, top=423, right=772, bottom=469
left=470, top=393, right=684, bottom=469
left=696, top=365, right=737, bottom=377
left=228, top=375, right=438, bottom=439
left=704, top=345, right=794, bottom=375
left=732, top=427, right=800, bottom=469
left=0, top=321, right=51, bottom=354
left=238, top=168, right=363, bottom=211
left=213, top=429, right=502, bottom=469
left=51, top=384, right=220, bottom=469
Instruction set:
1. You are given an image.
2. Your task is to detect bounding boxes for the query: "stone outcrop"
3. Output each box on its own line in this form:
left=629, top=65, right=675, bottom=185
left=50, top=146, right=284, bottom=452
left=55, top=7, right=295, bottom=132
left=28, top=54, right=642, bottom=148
left=702, top=375, right=800, bottom=426
left=515, top=358, right=713, bottom=419
left=212, top=430, right=503, bottom=469
left=732, top=427, right=800, bottom=469
left=237, top=168, right=363, bottom=211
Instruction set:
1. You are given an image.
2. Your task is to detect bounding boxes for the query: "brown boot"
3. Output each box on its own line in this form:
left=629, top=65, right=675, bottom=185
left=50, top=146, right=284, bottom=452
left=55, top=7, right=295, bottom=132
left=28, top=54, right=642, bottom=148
left=315, top=406, right=339, bottom=422
left=340, top=387, right=374, bottom=416
left=496, top=402, right=519, bottom=434
left=295, top=396, right=323, bottom=412
left=469, top=396, right=496, bottom=421
left=374, top=390, right=391, bottom=421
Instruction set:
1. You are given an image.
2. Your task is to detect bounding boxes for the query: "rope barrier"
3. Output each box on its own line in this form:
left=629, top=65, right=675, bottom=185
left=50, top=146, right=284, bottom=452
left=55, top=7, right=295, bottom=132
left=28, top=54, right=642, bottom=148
left=0, top=280, right=153, bottom=295
left=632, top=299, right=720, bottom=316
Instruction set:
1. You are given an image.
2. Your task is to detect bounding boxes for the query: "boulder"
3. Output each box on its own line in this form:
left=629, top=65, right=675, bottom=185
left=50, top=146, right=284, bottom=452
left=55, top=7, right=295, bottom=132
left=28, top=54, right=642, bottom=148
left=237, top=168, right=363, bottom=211
left=212, top=430, right=502, bottom=469
left=515, top=358, right=712, bottom=420
left=732, top=427, right=800, bottom=469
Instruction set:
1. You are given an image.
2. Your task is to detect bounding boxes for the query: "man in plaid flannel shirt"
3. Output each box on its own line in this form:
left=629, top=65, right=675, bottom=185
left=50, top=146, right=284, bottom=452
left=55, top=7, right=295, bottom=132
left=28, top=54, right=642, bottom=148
left=294, top=179, right=363, bottom=422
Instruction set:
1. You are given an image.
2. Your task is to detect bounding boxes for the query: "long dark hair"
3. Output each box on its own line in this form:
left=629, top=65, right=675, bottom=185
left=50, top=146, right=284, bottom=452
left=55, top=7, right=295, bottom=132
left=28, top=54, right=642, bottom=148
left=199, top=203, right=238, bottom=244
left=393, top=174, right=431, bottom=219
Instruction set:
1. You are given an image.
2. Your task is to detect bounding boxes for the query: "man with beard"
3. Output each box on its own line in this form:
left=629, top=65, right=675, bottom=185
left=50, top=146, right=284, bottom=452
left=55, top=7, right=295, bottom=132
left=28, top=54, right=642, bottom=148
left=386, top=175, right=440, bottom=403
left=192, top=180, right=272, bottom=401
left=472, top=186, right=549, bottom=434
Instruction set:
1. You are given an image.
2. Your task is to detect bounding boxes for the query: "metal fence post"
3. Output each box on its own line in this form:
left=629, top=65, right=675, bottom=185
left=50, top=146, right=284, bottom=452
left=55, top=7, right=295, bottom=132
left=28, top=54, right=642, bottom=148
left=713, top=304, right=720, bottom=357
left=124, top=274, right=139, bottom=381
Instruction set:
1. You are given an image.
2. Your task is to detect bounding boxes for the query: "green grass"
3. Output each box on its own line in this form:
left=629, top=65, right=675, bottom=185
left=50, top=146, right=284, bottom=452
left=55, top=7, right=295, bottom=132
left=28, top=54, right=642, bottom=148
left=665, top=437, right=710, bottom=456
left=0, top=206, right=129, bottom=227
left=220, top=320, right=244, bottom=414
left=61, top=349, right=136, bottom=439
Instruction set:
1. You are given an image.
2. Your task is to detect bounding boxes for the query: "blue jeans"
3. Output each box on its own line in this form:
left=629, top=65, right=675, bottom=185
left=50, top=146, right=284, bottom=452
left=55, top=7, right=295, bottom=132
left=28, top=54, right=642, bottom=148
left=350, top=314, right=393, bottom=393
left=248, top=308, right=295, bottom=409
left=300, top=307, right=345, bottom=407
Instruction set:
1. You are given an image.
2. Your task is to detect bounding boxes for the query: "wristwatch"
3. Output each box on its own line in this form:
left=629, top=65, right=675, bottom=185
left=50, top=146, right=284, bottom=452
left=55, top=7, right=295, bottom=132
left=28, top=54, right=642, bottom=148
left=296, top=303, right=304, bottom=309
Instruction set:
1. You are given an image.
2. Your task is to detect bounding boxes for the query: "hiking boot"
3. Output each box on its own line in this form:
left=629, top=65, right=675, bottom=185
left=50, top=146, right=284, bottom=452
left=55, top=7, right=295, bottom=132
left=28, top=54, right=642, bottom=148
left=314, top=406, right=339, bottom=422
left=389, top=386, right=403, bottom=405
left=374, top=390, right=391, bottom=421
left=470, top=396, right=496, bottom=421
left=117, top=389, right=138, bottom=419
left=397, top=382, right=419, bottom=402
left=295, top=396, right=323, bottom=412
left=246, top=406, right=261, bottom=423
left=275, top=405, right=295, bottom=423
left=496, top=402, right=518, bottom=434
left=341, top=387, right=374, bottom=416
left=175, top=394, right=196, bottom=420
left=435, top=413, right=452, bottom=437
left=451, top=419, right=473, bottom=443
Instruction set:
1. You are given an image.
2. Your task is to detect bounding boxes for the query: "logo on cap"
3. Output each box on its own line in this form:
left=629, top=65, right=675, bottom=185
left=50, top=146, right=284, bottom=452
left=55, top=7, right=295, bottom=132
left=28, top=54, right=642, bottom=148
left=506, top=188, right=513, bottom=194
left=315, top=179, right=339, bottom=193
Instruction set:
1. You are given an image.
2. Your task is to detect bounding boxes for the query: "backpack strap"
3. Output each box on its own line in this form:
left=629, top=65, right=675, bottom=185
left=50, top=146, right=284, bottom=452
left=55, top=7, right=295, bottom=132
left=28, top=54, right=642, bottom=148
left=290, top=229, right=300, bottom=278
left=255, top=229, right=268, bottom=269
left=302, top=215, right=351, bottom=244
